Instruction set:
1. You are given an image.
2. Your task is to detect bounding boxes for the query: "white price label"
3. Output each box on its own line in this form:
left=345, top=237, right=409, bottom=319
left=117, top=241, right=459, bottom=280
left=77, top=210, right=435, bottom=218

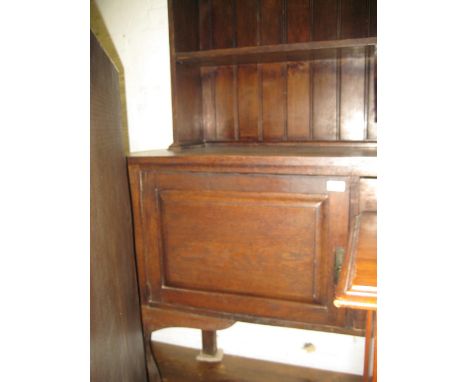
left=326, top=180, right=346, bottom=192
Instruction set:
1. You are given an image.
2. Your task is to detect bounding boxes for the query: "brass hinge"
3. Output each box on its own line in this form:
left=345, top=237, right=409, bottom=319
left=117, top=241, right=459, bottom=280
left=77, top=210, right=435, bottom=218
left=334, top=247, right=345, bottom=284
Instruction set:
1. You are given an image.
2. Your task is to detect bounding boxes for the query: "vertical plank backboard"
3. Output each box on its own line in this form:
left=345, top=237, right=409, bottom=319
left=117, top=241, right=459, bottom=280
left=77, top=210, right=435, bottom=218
left=313, top=0, right=339, bottom=41
left=340, top=47, right=366, bottom=140
left=236, top=0, right=259, bottom=47
left=212, top=0, right=235, bottom=49
left=262, top=63, right=286, bottom=141
left=199, top=0, right=212, bottom=50
left=260, top=0, right=284, bottom=45
left=340, top=0, right=369, bottom=39
left=238, top=64, right=260, bottom=140
left=215, top=65, right=236, bottom=140
left=287, top=0, right=311, bottom=43
left=172, top=0, right=199, bottom=52
left=174, top=63, right=203, bottom=143
left=312, top=56, right=338, bottom=140
left=287, top=61, right=310, bottom=140
left=201, top=66, right=216, bottom=141
left=170, top=0, right=377, bottom=145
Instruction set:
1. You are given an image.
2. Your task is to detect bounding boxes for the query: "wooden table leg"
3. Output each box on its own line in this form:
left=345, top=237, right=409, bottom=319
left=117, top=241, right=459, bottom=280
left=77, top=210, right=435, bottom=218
left=372, top=315, right=377, bottom=382
left=202, top=330, right=218, bottom=356
left=363, top=310, right=373, bottom=382
left=197, top=329, right=224, bottom=362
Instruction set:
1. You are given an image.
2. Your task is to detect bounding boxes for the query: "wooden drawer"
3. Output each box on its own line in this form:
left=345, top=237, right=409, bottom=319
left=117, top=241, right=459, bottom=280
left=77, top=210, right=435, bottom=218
left=130, top=168, right=351, bottom=327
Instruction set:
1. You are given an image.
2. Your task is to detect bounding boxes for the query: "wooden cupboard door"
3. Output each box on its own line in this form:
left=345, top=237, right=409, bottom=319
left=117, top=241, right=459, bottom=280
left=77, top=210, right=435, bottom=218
left=160, top=189, right=326, bottom=303
left=133, top=169, right=350, bottom=327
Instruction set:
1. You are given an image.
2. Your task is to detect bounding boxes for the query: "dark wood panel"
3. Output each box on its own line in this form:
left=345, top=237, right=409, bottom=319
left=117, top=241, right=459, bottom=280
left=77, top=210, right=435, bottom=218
left=238, top=64, right=259, bottom=140
left=340, top=47, right=366, bottom=140
left=160, top=190, right=326, bottom=303
left=90, top=32, right=147, bottom=382
left=287, top=61, right=310, bottom=140
left=174, top=63, right=203, bottom=143
left=313, top=0, right=338, bottom=40
left=287, top=0, right=311, bottom=43
left=236, top=0, right=259, bottom=47
left=171, top=0, right=199, bottom=52
left=214, top=65, right=236, bottom=140
left=312, top=55, right=338, bottom=140
left=262, top=63, right=286, bottom=140
left=212, top=0, right=235, bottom=49
left=260, top=0, right=284, bottom=45
left=153, top=342, right=362, bottom=382
left=340, top=0, right=369, bottom=39
left=198, top=0, right=212, bottom=50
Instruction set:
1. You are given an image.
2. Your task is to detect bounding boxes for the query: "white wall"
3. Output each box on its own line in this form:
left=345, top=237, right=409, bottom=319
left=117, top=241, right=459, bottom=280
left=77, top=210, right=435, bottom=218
left=154, top=323, right=365, bottom=375
left=94, top=0, right=173, bottom=152
left=93, top=0, right=364, bottom=375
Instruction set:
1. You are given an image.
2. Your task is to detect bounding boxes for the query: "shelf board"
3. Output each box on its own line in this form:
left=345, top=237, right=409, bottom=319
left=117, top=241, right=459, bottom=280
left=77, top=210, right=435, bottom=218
left=175, top=37, right=376, bottom=65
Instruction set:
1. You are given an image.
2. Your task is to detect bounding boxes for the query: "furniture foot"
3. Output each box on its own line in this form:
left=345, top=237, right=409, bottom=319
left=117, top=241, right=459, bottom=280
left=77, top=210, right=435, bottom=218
left=196, top=330, right=224, bottom=362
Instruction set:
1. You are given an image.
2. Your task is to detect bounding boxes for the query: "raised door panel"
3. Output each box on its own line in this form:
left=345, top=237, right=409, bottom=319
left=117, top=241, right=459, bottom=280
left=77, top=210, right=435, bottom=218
left=133, top=169, right=350, bottom=327
left=160, top=190, right=326, bottom=303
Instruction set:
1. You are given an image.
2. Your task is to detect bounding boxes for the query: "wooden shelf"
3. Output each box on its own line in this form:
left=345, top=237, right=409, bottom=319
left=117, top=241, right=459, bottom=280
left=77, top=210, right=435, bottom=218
left=175, top=37, right=376, bottom=65
left=128, top=143, right=377, bottom=177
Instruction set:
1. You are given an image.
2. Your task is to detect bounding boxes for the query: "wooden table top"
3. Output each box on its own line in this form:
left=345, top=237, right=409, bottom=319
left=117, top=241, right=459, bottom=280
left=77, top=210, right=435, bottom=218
left=334, top=212, right=377, bottom=310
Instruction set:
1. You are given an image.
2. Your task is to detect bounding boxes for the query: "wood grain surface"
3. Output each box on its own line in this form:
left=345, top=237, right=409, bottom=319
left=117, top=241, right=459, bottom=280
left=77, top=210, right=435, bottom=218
left=91, top=32, right=147, bottom=382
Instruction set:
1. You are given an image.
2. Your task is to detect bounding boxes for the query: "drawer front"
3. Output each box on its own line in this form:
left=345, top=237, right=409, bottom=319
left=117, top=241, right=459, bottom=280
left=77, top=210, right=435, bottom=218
left=131, top=169, right=350, bottom=326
